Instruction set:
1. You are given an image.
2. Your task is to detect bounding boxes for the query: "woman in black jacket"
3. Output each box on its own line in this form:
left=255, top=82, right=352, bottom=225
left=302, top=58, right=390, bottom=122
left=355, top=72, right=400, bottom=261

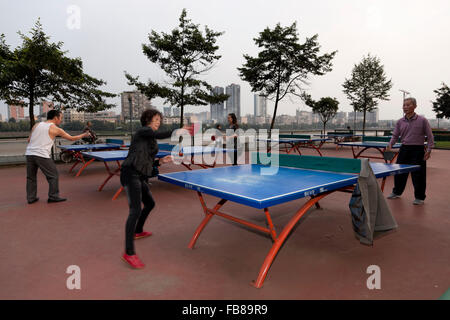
left=120, top=109, right=180, bottom=269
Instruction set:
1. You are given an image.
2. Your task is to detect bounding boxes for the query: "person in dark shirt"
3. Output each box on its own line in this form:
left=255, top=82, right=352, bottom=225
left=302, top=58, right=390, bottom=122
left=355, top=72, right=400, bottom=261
left=120, top=109, right=185, bottom=269
left=82, top=121, right=97, bottom=144
left=227, top=113, right=239, bottom=165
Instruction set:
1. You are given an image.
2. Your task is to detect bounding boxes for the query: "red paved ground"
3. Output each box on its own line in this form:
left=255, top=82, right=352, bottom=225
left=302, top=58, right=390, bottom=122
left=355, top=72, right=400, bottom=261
left=0, top=144, right=449, bottom=299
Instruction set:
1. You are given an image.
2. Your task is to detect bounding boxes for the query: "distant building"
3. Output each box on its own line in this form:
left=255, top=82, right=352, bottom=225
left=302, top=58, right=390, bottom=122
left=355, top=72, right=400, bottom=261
left=162, top=117, right=181, bottom=125
left=254, top=94, right=267, bottom=117
left=163, top=107, right=172, bottom=117
left=0, top=113, right=3, bottom=122
left=296, top=110, right=313, bottom=125
left=331, top=111, right=348, bottom=126
left=7, top=103, right=25, bottom=121
left=172, top=107, right=181, bottom=117
left=210, top=86, right=225, bottom=122
left=62, top=109, right=85, bottom=123
left=225, top=84, right=240, bottom=119
left=85, top=111, right=119, bottom=123
left=121, top=91, right=153, bottom=121
left=366, top=108, right=379, bottom=123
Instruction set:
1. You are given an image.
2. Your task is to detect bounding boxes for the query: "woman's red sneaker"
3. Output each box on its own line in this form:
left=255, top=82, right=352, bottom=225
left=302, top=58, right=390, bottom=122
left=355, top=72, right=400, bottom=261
left=122, top=253, right=145, bottom=269
left=134, top=231, right=152, bottom=240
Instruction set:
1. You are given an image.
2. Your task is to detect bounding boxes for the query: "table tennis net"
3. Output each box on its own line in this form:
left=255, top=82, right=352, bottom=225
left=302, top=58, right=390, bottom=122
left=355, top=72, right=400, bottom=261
left=251, top=152, right=362, bottom=174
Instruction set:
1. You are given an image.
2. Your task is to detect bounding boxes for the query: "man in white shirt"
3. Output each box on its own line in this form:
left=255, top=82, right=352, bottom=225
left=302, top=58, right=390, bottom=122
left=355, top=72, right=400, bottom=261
left=25, top=109, right=90, bottom=204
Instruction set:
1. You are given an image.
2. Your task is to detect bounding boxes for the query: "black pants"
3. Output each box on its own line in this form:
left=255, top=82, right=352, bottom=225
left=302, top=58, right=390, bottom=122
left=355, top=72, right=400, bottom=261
left=121, top=173, right=155, bottom=255
left=26, top=155, right=60, bottom=202
left=393, top=145, right=426, bottom=200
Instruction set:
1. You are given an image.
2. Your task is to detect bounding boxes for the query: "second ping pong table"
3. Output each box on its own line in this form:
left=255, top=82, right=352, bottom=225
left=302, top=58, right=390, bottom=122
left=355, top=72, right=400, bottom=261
left=337, top=141, right=402, bottom=163
left=158, top=153, right=419, bottom=288
left=259, top=136, right=331, bottom=156
left=58, top=142, right=130, bottom=176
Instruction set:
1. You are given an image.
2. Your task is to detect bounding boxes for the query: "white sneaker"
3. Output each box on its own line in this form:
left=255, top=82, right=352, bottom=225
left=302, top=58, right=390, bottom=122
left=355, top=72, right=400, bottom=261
left=387, top=193, right=400, bottom=199
left=413, top=199, right=424, bottom=205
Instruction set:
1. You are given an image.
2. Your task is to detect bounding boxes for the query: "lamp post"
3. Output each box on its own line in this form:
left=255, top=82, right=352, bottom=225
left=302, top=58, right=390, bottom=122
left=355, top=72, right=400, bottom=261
left=399, top=89, right=410, bottom=101
left=128, top=95, right=133, bottom=137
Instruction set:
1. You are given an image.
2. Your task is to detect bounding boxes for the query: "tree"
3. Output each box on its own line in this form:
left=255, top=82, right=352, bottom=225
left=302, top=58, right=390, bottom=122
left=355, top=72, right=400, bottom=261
left=238, top=22, right=336, bottom=135
left=126, top=9, right=228, bottom=127
left=0, top=20, right=116, bottom=130
left=302, top=94, right=339, bottom=134
left=432, top=83, right=450, bottom=119
left=342, top=54, right=392, bottom=135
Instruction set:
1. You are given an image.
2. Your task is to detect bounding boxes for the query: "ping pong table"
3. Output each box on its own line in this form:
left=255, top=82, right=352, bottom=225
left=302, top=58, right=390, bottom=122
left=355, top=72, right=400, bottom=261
left=337, top=141, right=402, bottom=163
left=58, top=142, right=130, bottom=176
left=81, top=146, right=234, bottom=200
left=259, top=136, right=331, bottom=156
left=314, top=133, right=363, bottom=148
left=158, top=153, right=419, bottom=288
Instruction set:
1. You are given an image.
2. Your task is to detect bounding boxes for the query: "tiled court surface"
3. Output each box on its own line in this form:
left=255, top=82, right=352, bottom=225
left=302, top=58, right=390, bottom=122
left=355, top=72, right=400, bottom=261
left=0, top=144, right=448, bottom=299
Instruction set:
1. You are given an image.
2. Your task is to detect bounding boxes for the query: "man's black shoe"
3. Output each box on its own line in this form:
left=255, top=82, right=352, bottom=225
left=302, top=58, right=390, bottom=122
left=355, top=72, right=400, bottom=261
left=28, top=198, right=39, bottom=204
left=48, top=197, right=67, bottom=203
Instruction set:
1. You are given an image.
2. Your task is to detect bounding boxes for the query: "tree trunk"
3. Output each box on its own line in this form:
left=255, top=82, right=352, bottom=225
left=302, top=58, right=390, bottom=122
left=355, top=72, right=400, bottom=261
left=29, top=86, right=35, bottom=130
left=269, top=85, right=281, bottom=138
left=180, top=105, right=184, bottom=128
left=362, top=109, right=367, bottom=137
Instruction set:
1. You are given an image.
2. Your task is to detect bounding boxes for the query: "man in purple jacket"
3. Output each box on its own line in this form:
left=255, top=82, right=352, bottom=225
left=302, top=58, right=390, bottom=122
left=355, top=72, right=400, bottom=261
left=386, top=98, right=434, bottom=205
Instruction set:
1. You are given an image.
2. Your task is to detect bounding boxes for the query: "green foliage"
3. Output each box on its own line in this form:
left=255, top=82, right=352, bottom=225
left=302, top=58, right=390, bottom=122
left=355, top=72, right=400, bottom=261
left=342, top=54, right=392, bottom=134
left=125, top=9, right=228, bottom=127
left=432, top=83, right=450, bottom=119
left=0, top=119, right=30, bottom=131
left=0, top=19, right=116, bottom=130
left=302, top=94, right=339, bottom=133
left=238, top=22, right=336, bottom=132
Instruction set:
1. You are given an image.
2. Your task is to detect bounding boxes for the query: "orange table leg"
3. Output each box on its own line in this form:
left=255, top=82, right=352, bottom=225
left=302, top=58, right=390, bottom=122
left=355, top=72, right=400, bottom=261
left=75, top=158, right=95, bottom=177
left=188, top=194, right=227, bottom=249
left=251, top=192, right=330, bottom=288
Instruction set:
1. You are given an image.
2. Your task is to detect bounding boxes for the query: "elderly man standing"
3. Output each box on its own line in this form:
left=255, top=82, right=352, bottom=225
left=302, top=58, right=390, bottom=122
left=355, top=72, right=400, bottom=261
left=386, top=98, right=434, bottom=205
left=25, top=109, right=91, bottom=204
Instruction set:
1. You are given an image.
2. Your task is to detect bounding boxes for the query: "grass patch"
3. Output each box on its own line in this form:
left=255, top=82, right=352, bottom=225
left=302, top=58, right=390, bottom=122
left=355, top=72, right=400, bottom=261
left=435, top=141, right=450, bottom=149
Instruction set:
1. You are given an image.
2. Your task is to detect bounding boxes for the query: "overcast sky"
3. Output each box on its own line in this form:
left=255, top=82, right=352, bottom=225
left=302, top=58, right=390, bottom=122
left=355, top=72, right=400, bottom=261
left=1, top=0, right=449, bottom=121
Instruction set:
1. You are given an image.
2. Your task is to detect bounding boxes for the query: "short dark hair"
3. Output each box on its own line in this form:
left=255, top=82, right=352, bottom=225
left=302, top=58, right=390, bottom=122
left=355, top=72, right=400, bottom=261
left=47, top=109, right=62, bottom=120
left=140, top=108, right=162, bottom=126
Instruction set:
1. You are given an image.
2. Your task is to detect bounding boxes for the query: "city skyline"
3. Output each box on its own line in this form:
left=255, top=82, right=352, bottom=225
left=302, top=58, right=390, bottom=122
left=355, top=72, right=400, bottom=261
left=0, top=0, right=449, bottom=122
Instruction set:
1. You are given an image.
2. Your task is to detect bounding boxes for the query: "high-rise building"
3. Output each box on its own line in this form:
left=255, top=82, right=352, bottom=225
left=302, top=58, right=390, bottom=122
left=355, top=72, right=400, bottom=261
left=226, top=84, right=240, bottom=119
left=163, top=107, right=172, bottom=117
left=7, top=103, right=25, bottom=121
left=254, top=94, right=267, bottom=117
left=172, top=107, right=181, bottom=117
left=210, top=86, right=225, bottom=122
left=366, top=108, right=379, bottom=123
left=121, top=91, right=153, bottom=121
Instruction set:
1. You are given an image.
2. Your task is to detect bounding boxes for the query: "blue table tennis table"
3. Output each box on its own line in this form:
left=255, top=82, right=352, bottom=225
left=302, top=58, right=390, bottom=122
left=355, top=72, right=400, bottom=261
left=158, top=153, right=419, bottom=288
left=337, top=141, right=402, bottom=163
left=58, top=142, right=130, bottom=176
left=259, top=137, right=331, bottom=156
left=81, top=146, right=234, bottom=200
left=314, top=133, right=363, bottom=147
